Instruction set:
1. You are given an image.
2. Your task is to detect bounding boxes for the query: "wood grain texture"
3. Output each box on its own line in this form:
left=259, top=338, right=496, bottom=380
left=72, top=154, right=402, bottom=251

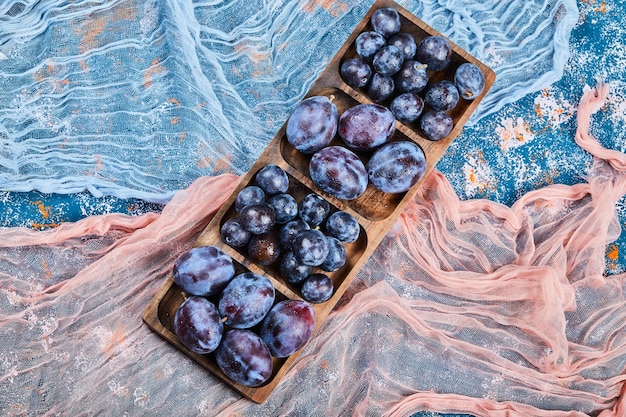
left=143, top=0, right=495, bottom=403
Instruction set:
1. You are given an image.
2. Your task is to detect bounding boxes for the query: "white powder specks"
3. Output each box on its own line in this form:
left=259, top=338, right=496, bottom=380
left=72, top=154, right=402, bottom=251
left=533, top=88, right=576, bottom=127
left=463, top=153, right=497, bottom=197
left=495, top=117, right=535, bottom=152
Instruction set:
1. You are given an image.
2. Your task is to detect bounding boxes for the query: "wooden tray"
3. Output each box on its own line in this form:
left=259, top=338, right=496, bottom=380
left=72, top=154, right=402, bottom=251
left=143, top=0, right=495, bottom=404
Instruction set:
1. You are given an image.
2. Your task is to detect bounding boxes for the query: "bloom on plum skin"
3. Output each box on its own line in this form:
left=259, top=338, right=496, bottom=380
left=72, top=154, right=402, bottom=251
left=370, top=7, right=401, bottom=39
left=367, top=141, right=427, bottom=194
left=215, top=329, right=273, bottom=387
left=286, top=96, right=338, bottom=154
left=259, top=300, right=316, bottom=358
left=218, top=272, right=275, bottom=329
left=172, top=246, right=235, bottom=297
left=338, top=103, right=396, bottom=151
left=309, top=146, right=368, bottom=200
left=174, top=296, right=223, bottom=354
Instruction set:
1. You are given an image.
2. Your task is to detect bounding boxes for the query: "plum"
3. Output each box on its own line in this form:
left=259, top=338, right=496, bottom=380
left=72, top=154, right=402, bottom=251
left=247, top=231, right=281, bottom=266
left=340, top=57, right=373, bottom=88
left=174, top=296, right=223, bottom=354
left=324, top=210, right=360, bottom=243
left=172, top=246, right=235, bottom=297
left=218, top=272, right=275, bottom=329
left=455, top=62, right=485, bottom=100
left=367, top=141, right=427, bottom=194
left=215, top=329, right=273, bottom=387
left=259, top=300, right=316, bottom=358
left=298, top=193, right=330, bottom=227
left=301, top=273, right=334, bottom=303
left=256, top=164, right=289, bottom=195
left=371, top=7, right=401, bottom=39
left=292, top=229, right=330, bottom=267
left=416, top=35, right=452, bottom=71
left=420, top=110, right=454, bottom=141
left=338, top=103, right=395, bottom=151
left=286, top=96, right=338, bottom=154
left=238, top=202, right=276, bottom=235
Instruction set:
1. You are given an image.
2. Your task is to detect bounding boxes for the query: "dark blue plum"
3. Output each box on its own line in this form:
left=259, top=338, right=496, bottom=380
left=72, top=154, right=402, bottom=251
left=370, top=7, right=401, bottom=39
left=215, top=329, right=273, bottom=387
left=394, top=60, right=428, bottom=93
left=301, top=273, right=334, bottom=304
left=319, top=236, right=346, bottom=272
left=174, top=296, right=223, bottom=354
left=340, top=57, right=372, bottom=88
left=355, top=31, right=386, bottom=61
left=286, top=96, right=338, bottom=154
left=416, top=35, right=452, bottom=71
left=268, top=193, right=298, bottom=224
left=367, top=141, right=427, bottom=194
left=218, top=272, right=275, bottom=329
left=325, top=211, right=360, bottom=243
left=424, top=80, right=459, bottom=111
left=420, top=110, right=454, bottom=141
left=292, top=229, right=330, bottom=267
left=220, top=217, right=251, bottom=248
left=368, top=73, right=395, bottom=103
left=455, top=62, right=485, bottom=100
left=388, top=32, right=417, bottom=60
left=279, top=251, right=312, bottom=284
left=390, top=92, right=424, bottom=123
left=259, top=300, right=316, bottom=358
left=255, top=164, right=289, bottom=195
left=278, top=219, right=310, bottom=250
left=173, top=246, right=235, bottom=297
left=298, top=193, right=330, bottom=227
left=309, top=146, right=368, bottom=200
left=338, top=103, right=396, bottom=151
left=372, top=45, right=404, bottom=76
left=239, top=202, right=276, bottom=235
left=235, top=185, right=265, bottom=212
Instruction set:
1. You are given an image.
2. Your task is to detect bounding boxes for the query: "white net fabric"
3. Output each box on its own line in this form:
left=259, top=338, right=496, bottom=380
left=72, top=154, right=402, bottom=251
left=0, top=84, right=624, bottom=416
left=0, top=0, right=578, bottom=202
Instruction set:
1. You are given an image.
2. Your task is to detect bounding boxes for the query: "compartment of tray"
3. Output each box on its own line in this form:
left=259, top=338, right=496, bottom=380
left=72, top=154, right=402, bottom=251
left=279, top=87, right=420, bottom=222
left=217, top=165, right=369, bottom=300
left=311, top=0, right=496, bottom=145
left=145, top=260, right=302, bottom=403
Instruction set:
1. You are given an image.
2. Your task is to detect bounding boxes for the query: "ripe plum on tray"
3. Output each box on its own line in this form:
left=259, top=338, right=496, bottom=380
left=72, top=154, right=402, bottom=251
left=280, top=87, right=424, bottom=221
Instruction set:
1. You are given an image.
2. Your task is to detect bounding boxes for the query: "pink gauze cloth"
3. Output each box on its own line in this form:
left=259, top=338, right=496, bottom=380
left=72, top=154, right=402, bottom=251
left=0, top=83, right=625, bottom=416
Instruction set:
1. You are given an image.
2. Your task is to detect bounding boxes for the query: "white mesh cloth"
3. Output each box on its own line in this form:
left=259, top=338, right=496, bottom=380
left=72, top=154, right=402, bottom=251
left=0, top=0, right=578, bottom=202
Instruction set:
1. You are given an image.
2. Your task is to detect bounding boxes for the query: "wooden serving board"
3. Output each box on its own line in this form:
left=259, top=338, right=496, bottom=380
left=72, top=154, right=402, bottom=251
left=143, top=0, right=495, bottom=404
